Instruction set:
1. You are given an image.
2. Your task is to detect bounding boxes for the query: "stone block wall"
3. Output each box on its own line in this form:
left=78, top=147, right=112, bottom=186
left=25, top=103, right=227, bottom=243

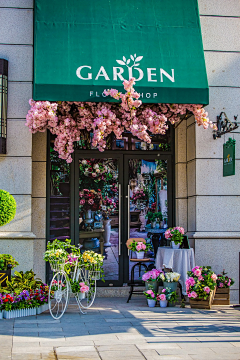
left=175, top=1, right=240, bottom=302
left=0, top=1, right=43, bottom=278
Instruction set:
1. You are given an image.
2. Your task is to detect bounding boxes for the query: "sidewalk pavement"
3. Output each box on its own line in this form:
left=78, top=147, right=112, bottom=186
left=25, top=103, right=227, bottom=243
left=1, top=297, right=240, bottom=360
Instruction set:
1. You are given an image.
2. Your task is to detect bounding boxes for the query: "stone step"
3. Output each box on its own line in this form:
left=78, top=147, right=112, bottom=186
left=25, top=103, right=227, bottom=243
left=96, top=286, right=145, bottom=297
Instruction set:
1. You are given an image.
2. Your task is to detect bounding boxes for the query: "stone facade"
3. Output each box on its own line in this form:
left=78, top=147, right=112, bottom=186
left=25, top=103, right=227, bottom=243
left=0, top=0, right=239, bottom=301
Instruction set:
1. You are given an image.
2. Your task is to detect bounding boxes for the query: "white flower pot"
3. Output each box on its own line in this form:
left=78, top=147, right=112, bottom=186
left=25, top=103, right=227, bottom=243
left=136, top=251, right=145, bottom=259
left=171, top=241, right=180, bottom=249
left=160, top=300, right=168, bottom=308
left=147, top=299, right=156, bottom=308
left=0, top=311, right=3, bottom=319
left=78, top=292, right=86, bottom=300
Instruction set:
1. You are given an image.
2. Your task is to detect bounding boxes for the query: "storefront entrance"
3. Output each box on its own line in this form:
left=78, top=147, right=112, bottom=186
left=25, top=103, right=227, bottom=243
left=47, top=133, right=174, bottom=286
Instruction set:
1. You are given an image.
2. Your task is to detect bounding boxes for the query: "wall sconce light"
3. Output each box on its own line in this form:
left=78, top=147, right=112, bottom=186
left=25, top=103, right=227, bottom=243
left=0, top=59, right=8, bottom=154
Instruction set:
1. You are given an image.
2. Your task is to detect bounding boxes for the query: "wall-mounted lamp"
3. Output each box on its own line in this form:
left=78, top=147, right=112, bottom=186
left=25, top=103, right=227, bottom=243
left=0, top=59, right=8, bottom=154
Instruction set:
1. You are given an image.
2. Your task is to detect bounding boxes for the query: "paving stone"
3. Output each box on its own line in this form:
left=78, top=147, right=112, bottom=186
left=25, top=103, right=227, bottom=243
left=98, top=350, right=144, bottom=360
left=96, top=344, right=137, bottom=351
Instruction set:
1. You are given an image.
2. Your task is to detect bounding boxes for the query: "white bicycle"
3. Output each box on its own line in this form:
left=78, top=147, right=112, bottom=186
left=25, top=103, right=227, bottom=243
left=48, top=257, right=100, bottom=320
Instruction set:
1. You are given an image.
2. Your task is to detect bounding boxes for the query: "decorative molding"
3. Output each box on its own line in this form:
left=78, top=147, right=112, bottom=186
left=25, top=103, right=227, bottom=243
left=187, top=231, right=240, bottom=239
left=0, top=232, right=36, bottom=239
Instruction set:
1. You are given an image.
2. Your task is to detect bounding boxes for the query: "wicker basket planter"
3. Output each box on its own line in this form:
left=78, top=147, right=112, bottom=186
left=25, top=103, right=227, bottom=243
left=213, top=288, right=230, bottom=305
left=189, top=290, right=215, bottom=310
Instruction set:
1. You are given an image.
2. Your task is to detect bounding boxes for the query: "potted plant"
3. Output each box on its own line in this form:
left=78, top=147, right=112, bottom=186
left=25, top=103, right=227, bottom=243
left=143, top=289, right=157, bottom=307
left=70, top=280, right=90, bottom=300
left=168, top=291, right=178, bottom=307
left=186, top=266, right=217, bottom=309
left=214, top=270, right=234, bottom=305
left=142, top=269, right=163, bottom=293
left=157, top=288, right=168, bottom=308
left=0, top=254, right=19, bottom=287
left=128, top=239, right=152, bottom=259
left=164, top=226, right=185, bottom=249
left=159, top=271, right=181, bottom=292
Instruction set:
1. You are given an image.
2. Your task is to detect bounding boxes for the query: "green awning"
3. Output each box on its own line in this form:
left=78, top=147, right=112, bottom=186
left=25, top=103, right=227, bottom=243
left=33, top=0, right=209, bottom=104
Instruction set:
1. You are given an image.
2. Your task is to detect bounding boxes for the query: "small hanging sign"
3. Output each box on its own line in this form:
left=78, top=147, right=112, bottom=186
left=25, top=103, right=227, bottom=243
left=223, top=138, right=236, bottom=177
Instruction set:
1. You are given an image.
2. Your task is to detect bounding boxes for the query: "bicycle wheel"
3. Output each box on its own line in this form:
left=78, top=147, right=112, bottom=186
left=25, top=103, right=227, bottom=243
left=77, top=279, right=96, bottom=309
left=48, top=271, right=69, bottom=319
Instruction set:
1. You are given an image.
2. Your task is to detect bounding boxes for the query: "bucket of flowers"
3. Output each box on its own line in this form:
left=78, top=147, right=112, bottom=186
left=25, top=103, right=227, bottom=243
left=43, top=239, right=71, bottom=272
left=164, top=227, right=185, bottom=249
left=127, top=239, right=152, bottom=259
left=159, top=271, right=181, bottom=292
left=214, top=270, right=234, bottom=305
left=143, top=288, right=157, bottom=307
left=142, top=269, right=163, bottom=293
left=186, top=266, right=217, bottom=309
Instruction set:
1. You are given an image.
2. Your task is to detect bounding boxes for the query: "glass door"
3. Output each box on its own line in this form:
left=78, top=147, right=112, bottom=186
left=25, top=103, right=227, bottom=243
left=74, top=153, right=124, bottom=286
left=123, top=154, right=173, bottom=282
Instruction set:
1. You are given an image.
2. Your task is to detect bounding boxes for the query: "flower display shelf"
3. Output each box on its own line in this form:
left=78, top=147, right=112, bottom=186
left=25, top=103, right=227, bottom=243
left=189, top=290, right=215, bottom=310
left=213, top=288, right=230, bottom=305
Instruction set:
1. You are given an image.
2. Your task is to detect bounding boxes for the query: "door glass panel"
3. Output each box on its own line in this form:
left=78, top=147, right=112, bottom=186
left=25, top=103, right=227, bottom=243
left=128, top=159, right=168, bottom=278
left=76, top=129, right=171, bottom=152
left=79, top=158, right=119, bottom=281
left=49, top=146, right=71, bottom=243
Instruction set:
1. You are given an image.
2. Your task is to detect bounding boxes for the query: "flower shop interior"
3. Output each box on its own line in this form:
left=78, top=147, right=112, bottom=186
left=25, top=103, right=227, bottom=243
left=0, top=0, right=239, bottom=311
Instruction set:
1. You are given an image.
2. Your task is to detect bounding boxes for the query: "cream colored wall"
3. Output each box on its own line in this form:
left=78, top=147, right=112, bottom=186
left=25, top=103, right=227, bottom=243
left=175, top=0, right=240, bottom=302
left=0, top=1, right=46, bottom=279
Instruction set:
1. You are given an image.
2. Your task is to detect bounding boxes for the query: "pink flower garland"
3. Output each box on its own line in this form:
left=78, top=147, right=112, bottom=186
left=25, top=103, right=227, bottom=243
left=25, top=78, right=216, bottom=163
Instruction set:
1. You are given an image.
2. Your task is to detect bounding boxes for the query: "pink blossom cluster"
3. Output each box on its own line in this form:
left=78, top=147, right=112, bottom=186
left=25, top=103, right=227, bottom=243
left=79, top=282, right=89, bottom=293
left=145, top=289, right=155, bottom=298
left=165, top=226, right=185, bottom=239
left=26, top=79, right=216, bottom=163
left=136, top=242, right=146, bottom=252
left=142, top=269, right=162, bottom=281
left=188, top=291, right=198, bottom=299
left=158, top=293, right=166, bottom=301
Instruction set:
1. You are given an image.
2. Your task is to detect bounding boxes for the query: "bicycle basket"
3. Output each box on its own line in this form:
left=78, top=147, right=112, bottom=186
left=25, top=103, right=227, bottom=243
left=49, top=259, right=66, bottom=272
left=89, top=264, right=101, bottom=281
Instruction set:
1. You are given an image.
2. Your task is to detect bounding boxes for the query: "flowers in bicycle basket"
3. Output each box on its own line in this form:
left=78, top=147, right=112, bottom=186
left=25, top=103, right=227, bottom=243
left=80, top=282, right=89, bottom=293
left=82, top=251, right=104, bottom=266
left=43, top=248, right=68, bottom=262
left=66, top=253, right=79, bottom=264
left=51, top=279, right=66, bottom=292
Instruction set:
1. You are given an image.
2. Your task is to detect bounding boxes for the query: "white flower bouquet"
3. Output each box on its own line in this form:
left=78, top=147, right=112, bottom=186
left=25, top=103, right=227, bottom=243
left=160, top=271, right=181, bottom=282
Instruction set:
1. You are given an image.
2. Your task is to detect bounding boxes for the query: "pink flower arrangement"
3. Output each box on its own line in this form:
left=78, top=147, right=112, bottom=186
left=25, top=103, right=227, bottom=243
left=143, top=289, right=157, bottom=300
left=165, top=226, right=185, bottom=245
left=26, top=79, right=216, bottom=163
left=216, top=270, right=234, bottom=289
left=186, top=266, right=217, bottom=300
left=142, top=269, right=162, bottom=282
left=159, top=294, right=166, bottom=301
left=136, top=242, right=146, bottom=252
left=79, top=282, right=89, bottom=293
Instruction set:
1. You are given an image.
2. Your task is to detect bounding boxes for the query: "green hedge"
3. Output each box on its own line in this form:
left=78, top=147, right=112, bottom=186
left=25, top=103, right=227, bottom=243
left=0, top=190, right=17, bottom=227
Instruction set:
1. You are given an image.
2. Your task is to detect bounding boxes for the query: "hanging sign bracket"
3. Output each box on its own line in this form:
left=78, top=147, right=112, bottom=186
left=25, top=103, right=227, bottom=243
left=213, top=112, right=238, bottom=139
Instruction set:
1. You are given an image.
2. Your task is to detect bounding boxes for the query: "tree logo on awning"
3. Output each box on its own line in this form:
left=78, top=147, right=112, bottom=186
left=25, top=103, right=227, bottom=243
left=116, top=54, right=143, bottom=80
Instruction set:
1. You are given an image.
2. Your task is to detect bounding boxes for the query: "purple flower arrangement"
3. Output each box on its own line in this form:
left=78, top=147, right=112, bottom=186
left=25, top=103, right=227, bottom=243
left=0, top=285, right=49, bottom=312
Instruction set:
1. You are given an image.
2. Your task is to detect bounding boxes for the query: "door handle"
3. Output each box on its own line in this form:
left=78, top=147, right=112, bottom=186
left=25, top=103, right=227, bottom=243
left=127, top=184, right=130, bottom=256
left=118, top=184, right=121, bottom=256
